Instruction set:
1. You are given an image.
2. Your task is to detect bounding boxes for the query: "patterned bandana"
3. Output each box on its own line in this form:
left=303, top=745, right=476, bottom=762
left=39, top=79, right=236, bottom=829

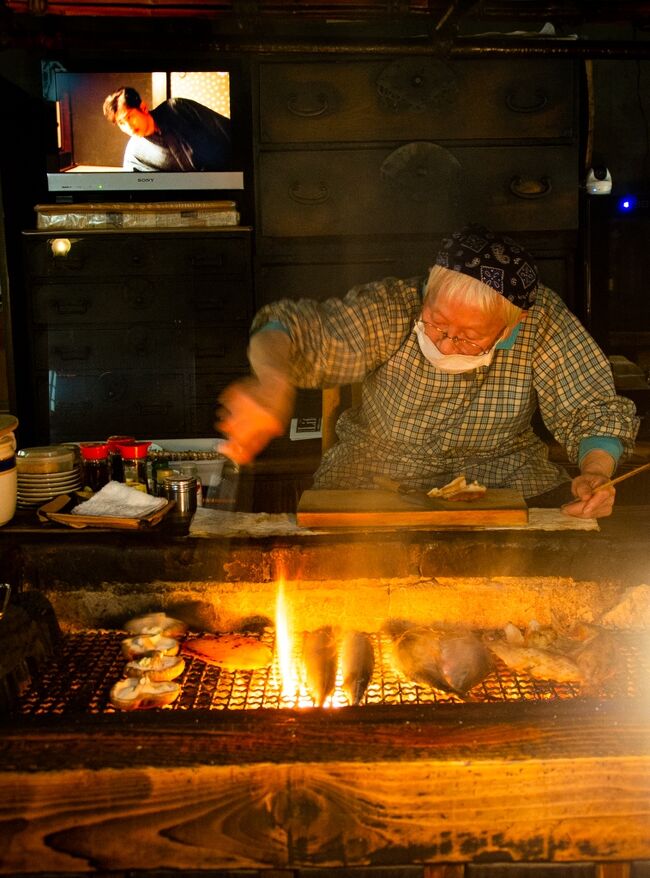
left=434, top=224, right=538, bottom=308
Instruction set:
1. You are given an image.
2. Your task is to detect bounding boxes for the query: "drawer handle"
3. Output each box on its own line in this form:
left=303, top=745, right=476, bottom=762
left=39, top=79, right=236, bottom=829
left=53, top=346, right=91, bottom=361
left=52, top=299, right=90, bottom=315
left=288, top=182, right=329, bottom=205
left=509, top=175, right=552, bottom=200
left=505, top=90, right=548, bottom=114
left=287, top=92, right=330, bottom=118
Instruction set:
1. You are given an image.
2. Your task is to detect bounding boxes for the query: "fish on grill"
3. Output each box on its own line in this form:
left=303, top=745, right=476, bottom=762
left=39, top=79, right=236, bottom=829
left=341, top=631, right=375, bottom=705
left=301, top=626, right=338, bottom=707
left=491, top=621, right=625, bottom=690
left=486, top=639, right=583, bottom=684
left=181, top=634, right=272, bottom=670
left=570, top=626, right=625, bottom=691
left=393, top=626, right=492, bottom=695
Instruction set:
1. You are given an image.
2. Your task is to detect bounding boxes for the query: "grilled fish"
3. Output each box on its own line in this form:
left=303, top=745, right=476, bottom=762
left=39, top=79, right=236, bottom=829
left=571, top=628, right=624, bottom=691
left=487, top=639, right=583, bottom=684
left=301, top=626, right=337, bottom=707
left=341, top=631, right=375, bottom=705
left=393, top=626, right=491, bottom=695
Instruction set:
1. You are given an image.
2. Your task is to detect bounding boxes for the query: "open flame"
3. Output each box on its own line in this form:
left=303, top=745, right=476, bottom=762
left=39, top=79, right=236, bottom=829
left=274, top=577, right=298, bottom=700
left=274, top=578, right=346, bottom=708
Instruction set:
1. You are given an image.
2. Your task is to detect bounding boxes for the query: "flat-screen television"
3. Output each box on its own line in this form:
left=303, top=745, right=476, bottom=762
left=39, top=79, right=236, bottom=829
left=43, top=62, right=245, bottom=195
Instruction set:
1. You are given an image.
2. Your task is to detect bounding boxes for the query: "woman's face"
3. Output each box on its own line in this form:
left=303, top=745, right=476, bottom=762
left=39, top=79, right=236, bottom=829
left=421, top=295, right=507, bottom=356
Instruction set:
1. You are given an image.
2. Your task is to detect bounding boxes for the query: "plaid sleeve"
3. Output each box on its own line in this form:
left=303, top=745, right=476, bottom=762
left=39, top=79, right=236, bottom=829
left=250, top=278, right=422, bottom=388
left=532, top=288, right=639, bottom=462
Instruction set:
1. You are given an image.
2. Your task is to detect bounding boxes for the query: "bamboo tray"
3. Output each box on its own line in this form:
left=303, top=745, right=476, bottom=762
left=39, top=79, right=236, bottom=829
left=37, top=493, right=175, bottom=530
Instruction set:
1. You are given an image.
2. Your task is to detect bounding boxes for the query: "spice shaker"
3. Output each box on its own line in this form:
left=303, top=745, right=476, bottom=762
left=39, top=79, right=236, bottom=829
left=161, top=475, right=197, bottom=517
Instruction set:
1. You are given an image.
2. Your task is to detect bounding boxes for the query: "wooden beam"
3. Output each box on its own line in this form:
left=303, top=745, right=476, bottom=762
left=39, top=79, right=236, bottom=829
left=1, top=700, right=649, bottom=873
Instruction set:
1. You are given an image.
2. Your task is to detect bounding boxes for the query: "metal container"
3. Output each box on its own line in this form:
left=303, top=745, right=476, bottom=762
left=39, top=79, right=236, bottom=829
left=161, top=474, right=197, bottom=517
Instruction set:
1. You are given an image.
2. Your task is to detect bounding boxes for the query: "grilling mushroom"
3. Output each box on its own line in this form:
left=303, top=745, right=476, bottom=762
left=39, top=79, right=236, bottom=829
left=121, top=633, right=180, bottom=659
left=124, top=612, right=187, bottom=638
left=110, top=675, right=181, bottom=711
left=125, top=651, right=185, bottom=682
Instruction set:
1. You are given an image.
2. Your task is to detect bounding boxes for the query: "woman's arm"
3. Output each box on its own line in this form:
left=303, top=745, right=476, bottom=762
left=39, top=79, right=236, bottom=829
left=217, top=329, right=296, bottom=465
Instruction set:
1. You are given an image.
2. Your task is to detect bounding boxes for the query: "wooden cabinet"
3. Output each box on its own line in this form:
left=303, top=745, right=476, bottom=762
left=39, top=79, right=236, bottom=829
left=255, top=56, right=579, bottom=305
left=258, top=59, right=577, bottom=144
left=22, top=228, right=253, bottom=443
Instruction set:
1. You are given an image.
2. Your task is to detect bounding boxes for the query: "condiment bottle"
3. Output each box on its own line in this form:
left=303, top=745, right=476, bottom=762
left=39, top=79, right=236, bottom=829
left=154, top=467, right=176, bottom=497
left=119, top=441, right=150, bottom=492
left=106, top=435, right=134, bottom=483
left=150, top=456, right=170, bottom=494
left=80, top=442, right=110, bottom=493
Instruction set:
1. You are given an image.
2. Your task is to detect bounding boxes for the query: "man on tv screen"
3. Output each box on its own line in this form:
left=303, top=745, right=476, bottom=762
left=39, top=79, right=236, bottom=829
left=103, top=86, right=232, bottom=172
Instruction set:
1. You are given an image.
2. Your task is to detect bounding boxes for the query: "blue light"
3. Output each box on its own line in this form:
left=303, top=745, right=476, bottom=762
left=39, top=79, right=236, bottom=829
left=618, top=195, right=637, bottom=212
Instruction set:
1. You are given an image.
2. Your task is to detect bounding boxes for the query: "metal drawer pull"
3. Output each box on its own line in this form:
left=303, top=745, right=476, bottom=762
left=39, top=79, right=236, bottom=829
left=287, top=91, right=330, bottom=118
left=509, top=175, right=552, bottom=199
left=52, top=299, right=90, bottom=315
left=505, top=90, right=548, bottom=113
left=288, top=182, right=329, bottom=205
left=53, top=346, right=91, bottom=361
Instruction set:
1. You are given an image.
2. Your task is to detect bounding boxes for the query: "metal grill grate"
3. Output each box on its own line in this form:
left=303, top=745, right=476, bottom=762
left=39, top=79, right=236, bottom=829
left=16, top=629, right=647, bottom=716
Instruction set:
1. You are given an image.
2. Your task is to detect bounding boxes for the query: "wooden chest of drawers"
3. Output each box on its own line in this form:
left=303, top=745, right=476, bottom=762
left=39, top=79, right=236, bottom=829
left=22, top=228, right=253, bottom=443
left=255, top=56, right=579, bottom=305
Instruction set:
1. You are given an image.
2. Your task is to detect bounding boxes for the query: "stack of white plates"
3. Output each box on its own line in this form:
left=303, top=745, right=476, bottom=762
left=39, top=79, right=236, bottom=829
left=17, top=446, right=82, bottom=508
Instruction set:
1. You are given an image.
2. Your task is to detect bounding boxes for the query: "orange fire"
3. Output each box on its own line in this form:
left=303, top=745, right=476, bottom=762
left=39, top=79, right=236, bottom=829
left=274, top=578, right=346, bottom=708
left=274, top=577, right=298, bottom=701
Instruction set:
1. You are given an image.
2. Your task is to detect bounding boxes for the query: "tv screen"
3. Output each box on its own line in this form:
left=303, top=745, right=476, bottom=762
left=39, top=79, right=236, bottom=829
left=43, top=63, right=245, bottom=195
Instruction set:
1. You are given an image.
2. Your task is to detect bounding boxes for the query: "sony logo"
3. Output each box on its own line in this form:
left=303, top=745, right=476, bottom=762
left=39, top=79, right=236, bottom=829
left=137, top=177, right=155, bottom=183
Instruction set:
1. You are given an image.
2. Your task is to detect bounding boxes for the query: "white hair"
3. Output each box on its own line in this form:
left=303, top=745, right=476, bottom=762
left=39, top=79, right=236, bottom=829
left=425, top=265, right=524, bottom=327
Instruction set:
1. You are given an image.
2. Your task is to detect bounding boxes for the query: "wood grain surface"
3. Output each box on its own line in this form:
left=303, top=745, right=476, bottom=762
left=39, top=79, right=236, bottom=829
left=296, top=489, right=529, bottom=528
left=1, top=699, right=649, bottom=873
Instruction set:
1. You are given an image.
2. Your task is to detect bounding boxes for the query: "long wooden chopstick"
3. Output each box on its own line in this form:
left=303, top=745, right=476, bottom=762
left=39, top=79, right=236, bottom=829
left=594, top=460, right=650, bottom=492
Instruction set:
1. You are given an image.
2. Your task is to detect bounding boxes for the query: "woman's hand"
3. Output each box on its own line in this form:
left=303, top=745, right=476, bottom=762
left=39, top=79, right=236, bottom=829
left=216, top=375, right=295, bottom=465
left=561, top=449, right=616, bottom=519
left=216, top=327, right=297, bottom=465
left=562, top=472, right=615, bottom=519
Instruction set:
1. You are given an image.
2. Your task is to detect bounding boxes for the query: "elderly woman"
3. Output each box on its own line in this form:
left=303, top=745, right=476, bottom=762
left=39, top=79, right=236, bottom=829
left=217, top=225, right=639, bottom=519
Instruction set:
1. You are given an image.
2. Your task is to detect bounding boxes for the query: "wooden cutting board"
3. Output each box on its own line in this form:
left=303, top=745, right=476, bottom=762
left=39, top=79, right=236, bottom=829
left=297, top=488, right=528, bottom=528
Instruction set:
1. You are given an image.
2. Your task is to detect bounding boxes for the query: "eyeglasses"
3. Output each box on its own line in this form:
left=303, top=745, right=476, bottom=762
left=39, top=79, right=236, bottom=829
left=417, top=319, right=494, bottom=356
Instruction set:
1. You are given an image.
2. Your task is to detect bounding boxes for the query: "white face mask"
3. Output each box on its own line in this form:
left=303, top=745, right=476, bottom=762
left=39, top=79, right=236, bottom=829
left=414, top=321, right=497, bottom=373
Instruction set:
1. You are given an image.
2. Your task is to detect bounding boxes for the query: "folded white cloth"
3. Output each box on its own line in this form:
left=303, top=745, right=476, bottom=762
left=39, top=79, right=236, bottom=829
left=71, top=481, right=167, bottom=518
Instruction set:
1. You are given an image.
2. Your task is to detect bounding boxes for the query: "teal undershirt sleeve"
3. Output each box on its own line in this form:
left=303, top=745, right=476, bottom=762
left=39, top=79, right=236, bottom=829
left=578, top=437, right=623, bottom=470
left=252, top=320, right=290, bottom=336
